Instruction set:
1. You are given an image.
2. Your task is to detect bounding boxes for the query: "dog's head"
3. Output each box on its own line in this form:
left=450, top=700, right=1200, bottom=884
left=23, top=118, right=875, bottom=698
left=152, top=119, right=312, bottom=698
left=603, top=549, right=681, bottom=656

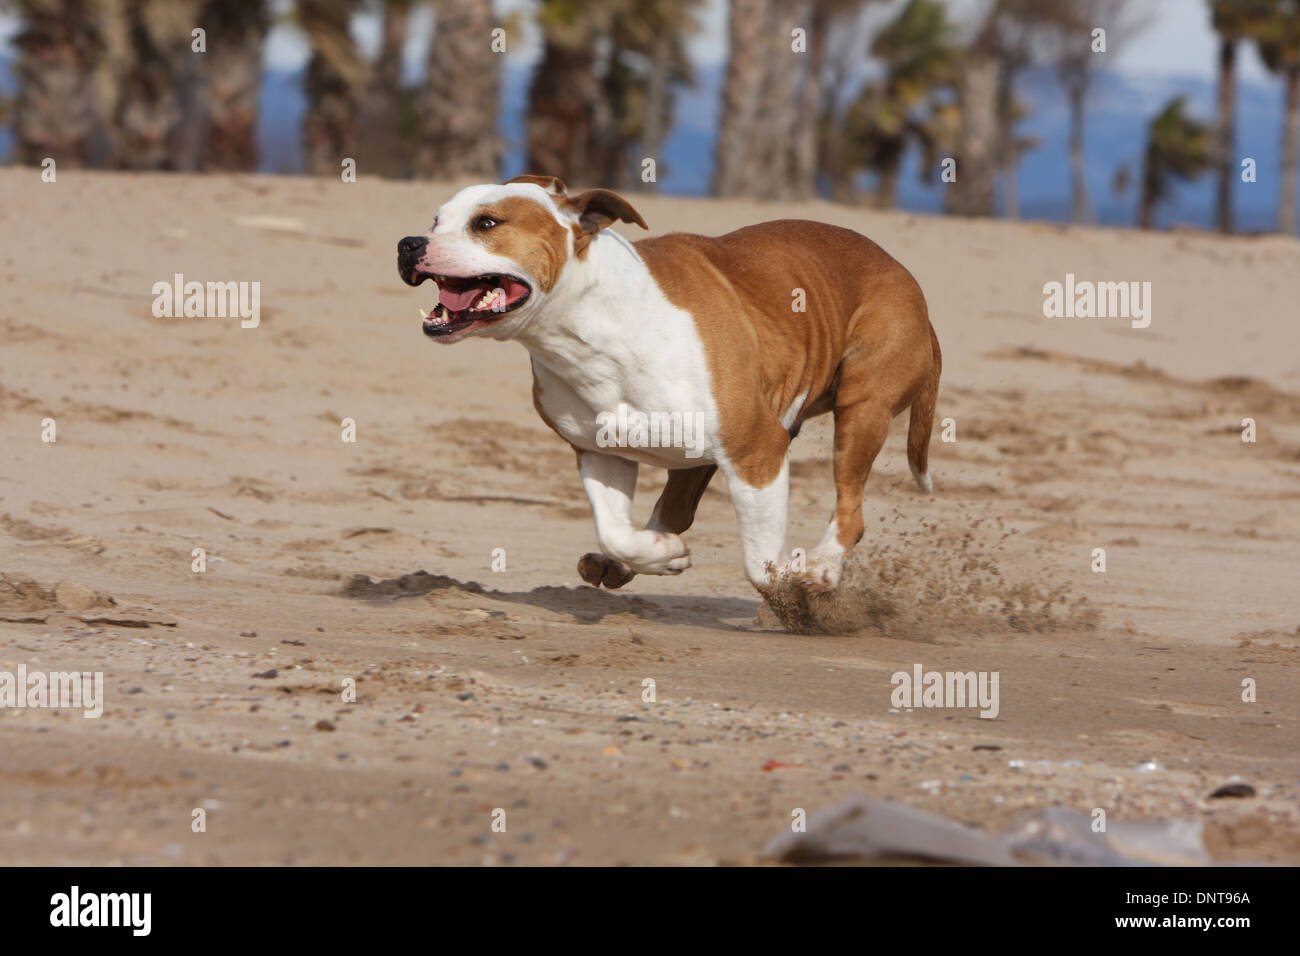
left=397, top=175, right=647, bottom=344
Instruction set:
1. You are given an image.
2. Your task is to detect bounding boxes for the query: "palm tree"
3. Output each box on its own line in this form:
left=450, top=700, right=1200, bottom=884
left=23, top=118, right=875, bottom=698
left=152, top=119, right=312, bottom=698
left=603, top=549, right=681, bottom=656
left=997, top=92, right=1038, bottom=218
left=818, top=2, right=881, bottom=201
left=748, top=1, right=808, bottom=198
left=1209, top=0, right=1277, bottom=232
left=358, top=1, right=416, bottom=179
left=1040, top=0, right=1150, bottom=224
left=713, top=0, right=767, bottom=196
left=949, top=52, right=998, bottom=216
left=844, top=0, right=959, bottom=208
left=1139, top=95, right=1212, bottom=228
left=11, top=0, right=119, bottom=166
left=784, top=1, right=875, bottom=199
left=1252, top=0, right=1300, bottom=234
left=525, top=0, right=694, bottom=189
left=416, top=0, right=503, bottom=180
left=525, top=0, right=616, bottom=185
left=117, top=1, right=199, bottom=169
left=1053, top=9, right=1093, bottom=223
left=949, top=0, right=1033, bottom=217
left=300, top=0, right=369, bottom=176
left=717, top=0, right=879, bottom=200
left=979, top=0, right=1057, bottom=218
left=620, top=0, right=700, bottom=193
left=186, top=0, right=268, bottom=170
left=593, top=0, right=689, bottom=190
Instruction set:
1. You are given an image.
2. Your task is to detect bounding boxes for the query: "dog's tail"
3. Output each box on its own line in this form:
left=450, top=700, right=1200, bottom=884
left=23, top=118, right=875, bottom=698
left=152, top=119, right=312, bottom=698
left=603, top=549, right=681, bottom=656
left=907, top=322, right=942, bottom=494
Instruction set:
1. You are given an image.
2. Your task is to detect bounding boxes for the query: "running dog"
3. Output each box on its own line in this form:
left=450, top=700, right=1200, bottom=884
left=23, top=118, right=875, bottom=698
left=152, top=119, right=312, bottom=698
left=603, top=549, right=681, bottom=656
left=397, top=175, right=941, bottom=597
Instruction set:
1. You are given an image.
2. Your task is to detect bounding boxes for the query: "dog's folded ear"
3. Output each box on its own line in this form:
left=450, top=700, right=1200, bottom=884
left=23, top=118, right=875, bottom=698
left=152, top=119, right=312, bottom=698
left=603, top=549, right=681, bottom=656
left=505, top=174, right=568, bottom=196
left=565, top=188, right=649, bottom=233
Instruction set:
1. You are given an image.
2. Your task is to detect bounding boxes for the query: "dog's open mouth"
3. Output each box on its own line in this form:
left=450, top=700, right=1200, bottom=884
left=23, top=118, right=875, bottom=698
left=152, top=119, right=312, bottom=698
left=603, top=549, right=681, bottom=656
left=415, top=272, right=532, bottom=339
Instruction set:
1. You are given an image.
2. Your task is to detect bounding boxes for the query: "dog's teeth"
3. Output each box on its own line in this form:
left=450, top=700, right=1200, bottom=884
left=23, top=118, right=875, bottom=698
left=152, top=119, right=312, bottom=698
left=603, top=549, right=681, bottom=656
left=419, top=307, right=428, bottom=319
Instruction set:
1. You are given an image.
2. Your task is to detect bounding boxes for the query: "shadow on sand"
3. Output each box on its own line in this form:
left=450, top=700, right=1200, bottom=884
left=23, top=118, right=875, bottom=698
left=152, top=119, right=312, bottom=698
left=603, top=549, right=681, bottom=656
left=336, top=570, right=765, bottom=632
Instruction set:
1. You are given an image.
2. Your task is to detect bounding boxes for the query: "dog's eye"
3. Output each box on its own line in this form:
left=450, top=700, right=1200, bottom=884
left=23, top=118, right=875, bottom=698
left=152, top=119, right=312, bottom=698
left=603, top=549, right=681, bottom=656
left=474, top=216, right=499, bottom=231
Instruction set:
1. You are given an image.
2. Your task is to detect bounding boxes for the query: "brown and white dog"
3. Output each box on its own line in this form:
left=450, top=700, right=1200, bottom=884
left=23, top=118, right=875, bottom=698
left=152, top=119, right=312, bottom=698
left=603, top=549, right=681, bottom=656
left=397, top=175, right=941, bottom=597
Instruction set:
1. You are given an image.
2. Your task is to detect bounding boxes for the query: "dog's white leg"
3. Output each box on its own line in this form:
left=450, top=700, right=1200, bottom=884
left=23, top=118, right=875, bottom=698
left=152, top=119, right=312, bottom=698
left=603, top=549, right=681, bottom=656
left=722, top=457, right=790, bottom=589
left=579, top=464, right=714, bottom=589
left=579, top=451, right=691, bottom=575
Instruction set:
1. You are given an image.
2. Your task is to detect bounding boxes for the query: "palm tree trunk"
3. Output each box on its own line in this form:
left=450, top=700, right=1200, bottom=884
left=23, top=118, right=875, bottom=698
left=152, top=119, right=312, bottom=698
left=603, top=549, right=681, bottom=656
left=752, top=1, right=800, bottom=199
left=790, top=0, right=822, bottom=200
left=877, top=151, right=901, bottom=209
left=1138, top=187, right=1155, bottom=229
left=1138, top=146, right=1156, bottom=230
left=1279, top=63, right=1300, bottom=236
left=1067, top=78, right=1091, bottom=223
left=118, top=1, right=199, bottom=170
left=19, top=0, right=128, bottom=167
left=1214, top=36, right=1236, bottom=233
left=172, top=11, right=206, bottom=171
left=1003, top=164, right=1019, bottom=219
left=88, top=0, right=129, bottom=166
left=419, top=0, right=501, bottom=179
left=952, top=53, right=998, bottom=216
left=638, top=30, right=672, bottom=192
left=525, top=11, right=601, bottom=183
left=301, top=0, right=368, bottom=177
left=197, top=0, right=269, bottom=171
left=713, top=0, right=767, bottom=196
left=593, top=51, right=624, bottom=189
left=359, top=1, right=411, bottom=179
left=819, top=28, right=852, bottom=204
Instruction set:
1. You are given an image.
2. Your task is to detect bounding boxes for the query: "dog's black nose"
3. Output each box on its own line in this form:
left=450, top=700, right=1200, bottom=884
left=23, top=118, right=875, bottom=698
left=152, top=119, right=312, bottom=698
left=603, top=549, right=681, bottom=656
left=398, top=236, right=429, bottom=284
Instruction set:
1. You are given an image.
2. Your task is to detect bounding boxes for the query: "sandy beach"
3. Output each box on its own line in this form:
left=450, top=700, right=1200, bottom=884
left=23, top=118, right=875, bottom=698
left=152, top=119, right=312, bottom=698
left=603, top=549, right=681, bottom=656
left=1, top=168, right=1298, bottom=865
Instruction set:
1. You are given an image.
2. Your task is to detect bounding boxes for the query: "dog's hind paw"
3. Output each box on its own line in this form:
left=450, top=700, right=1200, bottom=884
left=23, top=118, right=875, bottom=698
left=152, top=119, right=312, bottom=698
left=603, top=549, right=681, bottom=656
left=774, top=551, right=842, bottom=593
left=578, top=552, right=637, bottom=589
left=801, top=559, right=842, bottom=593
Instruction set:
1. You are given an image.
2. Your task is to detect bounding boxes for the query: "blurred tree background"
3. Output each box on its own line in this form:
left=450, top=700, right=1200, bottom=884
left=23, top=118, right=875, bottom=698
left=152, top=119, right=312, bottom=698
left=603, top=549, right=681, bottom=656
left=1, top=0, right=1297, bottom=233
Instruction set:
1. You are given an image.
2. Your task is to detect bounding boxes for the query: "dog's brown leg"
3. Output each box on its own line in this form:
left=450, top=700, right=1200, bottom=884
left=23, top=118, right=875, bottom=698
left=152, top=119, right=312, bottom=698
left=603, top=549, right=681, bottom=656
left=578, top=465, right=716, bottom=589
left=805, top=330, right=929, bottom=589
left=648, top=465, right=717, bottom=535
left=828, top=398, right=893, bottom=554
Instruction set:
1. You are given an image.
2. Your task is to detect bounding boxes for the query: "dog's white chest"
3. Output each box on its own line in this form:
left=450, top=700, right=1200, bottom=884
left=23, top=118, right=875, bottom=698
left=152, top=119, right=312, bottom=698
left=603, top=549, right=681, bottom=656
left=530, top=354, right=718, bottom=469
left=518, top=233, right=726, bottom=469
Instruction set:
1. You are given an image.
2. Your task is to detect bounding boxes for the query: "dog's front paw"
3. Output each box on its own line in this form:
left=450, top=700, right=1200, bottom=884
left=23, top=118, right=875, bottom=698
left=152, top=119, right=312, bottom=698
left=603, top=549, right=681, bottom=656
left=626, top=532, right=691, bottom=575
left=578, top=552, right=637, bottom=589
left=643, top=553, right=691, bottom=575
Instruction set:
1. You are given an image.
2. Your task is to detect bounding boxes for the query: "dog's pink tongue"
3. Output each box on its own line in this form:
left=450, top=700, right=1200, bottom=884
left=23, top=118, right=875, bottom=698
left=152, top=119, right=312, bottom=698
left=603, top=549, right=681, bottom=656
left=438, top=285, right=483, bottom=312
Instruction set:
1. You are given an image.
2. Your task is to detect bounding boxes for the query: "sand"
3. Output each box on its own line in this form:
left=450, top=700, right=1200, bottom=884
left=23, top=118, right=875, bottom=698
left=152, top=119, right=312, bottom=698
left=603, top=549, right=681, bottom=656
left=0, top=168, right=1297, bottom=865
